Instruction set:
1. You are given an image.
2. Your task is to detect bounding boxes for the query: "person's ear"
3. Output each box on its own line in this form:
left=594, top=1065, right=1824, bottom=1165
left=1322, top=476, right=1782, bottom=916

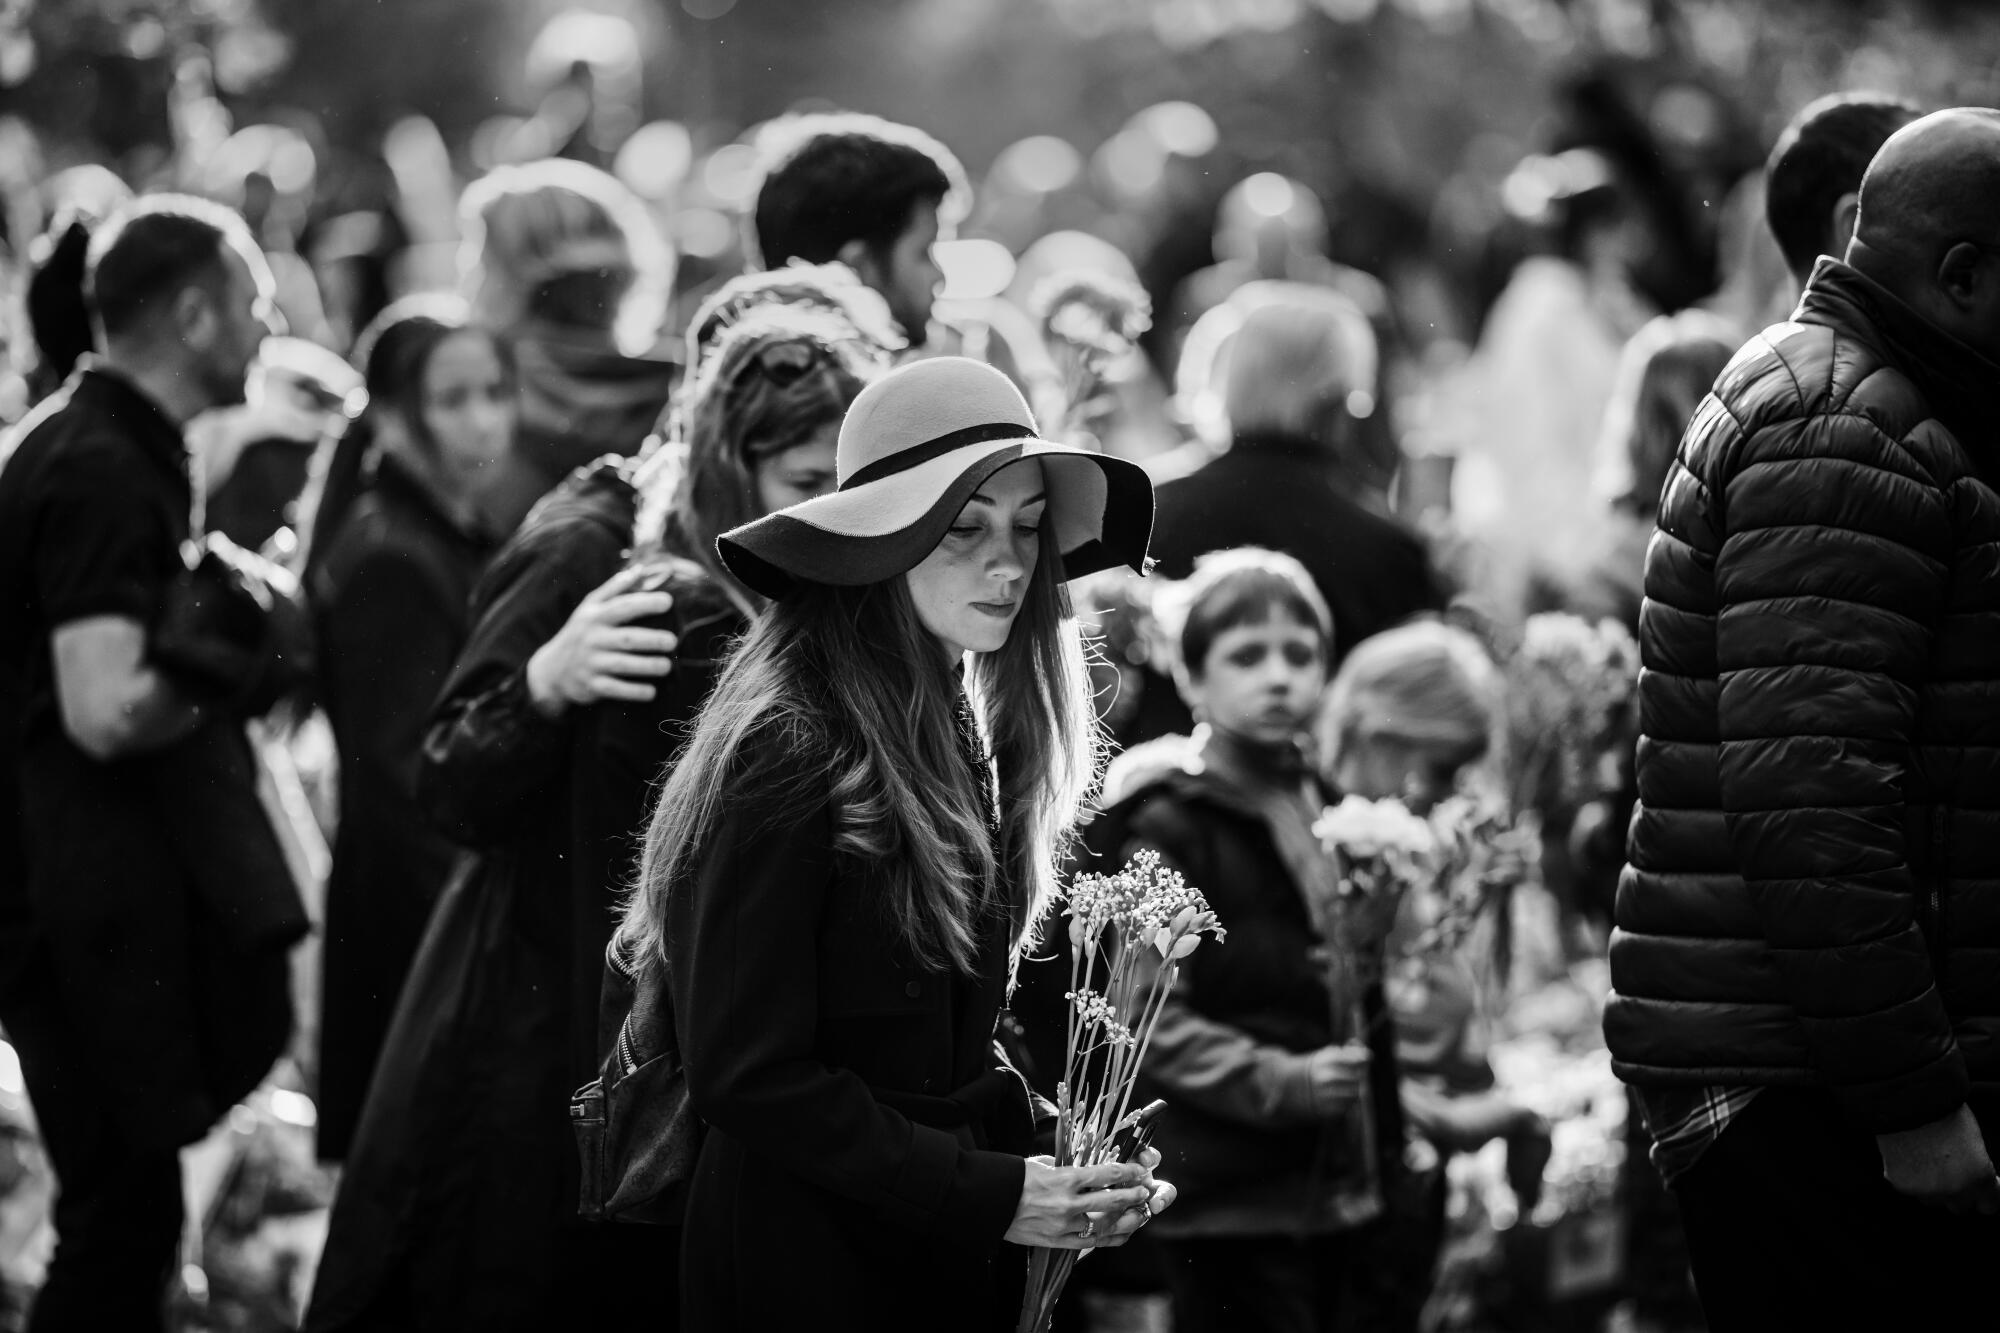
left=1172, top=655, right=1203, bottom=716
left=838, top=238, right=883, bottom=291
left=174, top=284, right=217, bottom=352
left=1830, top=191, right=1862, bottom=262
left=1937, top=241, right=1987, bottom=311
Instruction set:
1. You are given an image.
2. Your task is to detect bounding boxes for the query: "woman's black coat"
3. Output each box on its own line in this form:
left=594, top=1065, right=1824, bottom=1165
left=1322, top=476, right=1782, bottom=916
left=309, top=454, right=493, bottom=1159
left=305, top=458, right=649, bottom=1332
left=667, top=727, right=1037, bottom=1332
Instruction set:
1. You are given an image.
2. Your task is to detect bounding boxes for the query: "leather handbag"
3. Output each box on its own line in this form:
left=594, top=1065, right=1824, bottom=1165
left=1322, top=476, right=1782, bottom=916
left=570, top=944, right=702, bottom=1225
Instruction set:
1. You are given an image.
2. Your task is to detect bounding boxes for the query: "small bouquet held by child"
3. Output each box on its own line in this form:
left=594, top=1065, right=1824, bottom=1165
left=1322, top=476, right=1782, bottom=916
left=1307, top=794, right=1440, bottom=1223
left=1017, top=851, right=1224, bottom=1333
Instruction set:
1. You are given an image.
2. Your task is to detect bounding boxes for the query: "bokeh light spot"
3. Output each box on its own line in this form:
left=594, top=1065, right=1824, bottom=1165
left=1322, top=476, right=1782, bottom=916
left=994, top=135, right=1082, bottom=195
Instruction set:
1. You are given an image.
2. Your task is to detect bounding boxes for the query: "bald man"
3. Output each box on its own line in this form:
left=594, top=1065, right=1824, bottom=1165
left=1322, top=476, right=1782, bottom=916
left=1606, top=108, right=2000, bottom=1329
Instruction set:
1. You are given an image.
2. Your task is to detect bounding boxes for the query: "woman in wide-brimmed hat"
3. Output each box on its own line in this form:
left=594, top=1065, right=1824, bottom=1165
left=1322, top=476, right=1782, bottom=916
left=615, top=356, right=1176, bottom=1330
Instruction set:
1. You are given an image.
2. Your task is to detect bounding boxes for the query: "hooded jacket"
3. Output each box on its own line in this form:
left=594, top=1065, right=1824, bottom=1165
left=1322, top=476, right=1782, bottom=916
left=1606, top=258, right=2000, bottom=1135
left=1080, top=731, right=1404, bottom=1236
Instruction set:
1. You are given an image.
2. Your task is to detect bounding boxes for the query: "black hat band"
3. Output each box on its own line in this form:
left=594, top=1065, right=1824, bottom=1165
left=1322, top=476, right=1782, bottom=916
left=838, top=421, right=1036, bottom=492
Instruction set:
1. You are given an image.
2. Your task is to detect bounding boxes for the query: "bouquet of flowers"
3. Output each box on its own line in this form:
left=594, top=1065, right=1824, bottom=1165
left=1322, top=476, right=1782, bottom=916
left=1030, top=269, right=1152, bottom=450
left=1313, top=794, right=1442, bottom=995
left=1394, top=791, right=1540, bottom=1022
left=1503, top=614, right=1640, bottom=819
left=1308, top=795, right=1441, bottom=1224
left=1017, top=851, right=1224, bottom=1333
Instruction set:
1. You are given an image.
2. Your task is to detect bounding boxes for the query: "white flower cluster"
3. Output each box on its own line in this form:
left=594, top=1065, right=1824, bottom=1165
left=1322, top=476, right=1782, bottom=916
left=1315, top=794, right=1438, bottom=862
left=1067, top=848, right=1223, bottom=950
left=1064, top=988, right=1137, bottom=1046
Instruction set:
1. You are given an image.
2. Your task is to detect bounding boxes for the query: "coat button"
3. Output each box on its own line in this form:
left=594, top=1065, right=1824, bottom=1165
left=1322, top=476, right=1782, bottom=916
left=905, top=980, right=922, bottom=999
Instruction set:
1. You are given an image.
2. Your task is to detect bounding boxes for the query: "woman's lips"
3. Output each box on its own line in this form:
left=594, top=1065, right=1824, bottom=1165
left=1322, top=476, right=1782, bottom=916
left=972, top=601, right=1018, bottom=618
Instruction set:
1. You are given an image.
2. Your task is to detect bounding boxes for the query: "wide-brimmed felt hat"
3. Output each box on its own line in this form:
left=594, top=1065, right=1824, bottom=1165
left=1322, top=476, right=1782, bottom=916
left=717, top=356, right=1153, bottom=598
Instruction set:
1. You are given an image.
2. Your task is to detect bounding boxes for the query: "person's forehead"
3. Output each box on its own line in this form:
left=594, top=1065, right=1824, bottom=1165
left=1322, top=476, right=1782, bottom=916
left=1212, top=610, right=1320, bottom=639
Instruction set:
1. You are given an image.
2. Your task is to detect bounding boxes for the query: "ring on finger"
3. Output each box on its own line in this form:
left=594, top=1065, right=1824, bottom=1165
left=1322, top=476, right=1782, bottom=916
left=1080, top=1217, right=1096, bottom=1241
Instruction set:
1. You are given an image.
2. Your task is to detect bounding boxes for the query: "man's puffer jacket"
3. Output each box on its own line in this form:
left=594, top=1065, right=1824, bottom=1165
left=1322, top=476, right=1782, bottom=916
left=1605, top=258, right=2000, bottom=1135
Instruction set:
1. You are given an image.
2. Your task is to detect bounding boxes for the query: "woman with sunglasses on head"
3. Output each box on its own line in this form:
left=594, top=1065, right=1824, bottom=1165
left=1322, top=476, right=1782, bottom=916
left=568, top=306, right=884, bottom=1168
left=306, top=280, right=890, bottom=1333
left=613, top=356, right=1176, bottom=1331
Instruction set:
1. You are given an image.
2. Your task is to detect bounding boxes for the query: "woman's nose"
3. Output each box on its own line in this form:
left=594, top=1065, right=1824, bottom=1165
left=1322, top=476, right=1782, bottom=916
left=986, top=534, right=1026, bottom=582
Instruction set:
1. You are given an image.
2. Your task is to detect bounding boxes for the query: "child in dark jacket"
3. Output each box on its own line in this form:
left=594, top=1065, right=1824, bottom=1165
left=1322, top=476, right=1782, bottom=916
left=1082, top=548, right=1405, bottom=1333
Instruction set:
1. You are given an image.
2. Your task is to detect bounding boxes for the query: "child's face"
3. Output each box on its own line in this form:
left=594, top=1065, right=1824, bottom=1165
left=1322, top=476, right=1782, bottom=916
left=1184, top=613, right=1327, bottom=749
left=1331, top=733, right=1472, bottom=815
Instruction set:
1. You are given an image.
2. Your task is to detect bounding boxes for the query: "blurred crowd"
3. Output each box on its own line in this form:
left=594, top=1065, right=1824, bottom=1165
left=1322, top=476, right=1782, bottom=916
left=0, top=5, right=1976, bottom=1330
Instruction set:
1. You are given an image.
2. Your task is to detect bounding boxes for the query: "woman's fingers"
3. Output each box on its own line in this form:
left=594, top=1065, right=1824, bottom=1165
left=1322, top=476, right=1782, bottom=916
left=1069, top=1161, right=1147, bottom=1193
left=593, top=651, right=675, bottom=680
left=585, top=676, right=657, bottom=703
left=597, top=590, right=676, bottom=623
left=610, top=627, right=680, bottom=655
left=1080, top=1184, right=1153, bottom=1214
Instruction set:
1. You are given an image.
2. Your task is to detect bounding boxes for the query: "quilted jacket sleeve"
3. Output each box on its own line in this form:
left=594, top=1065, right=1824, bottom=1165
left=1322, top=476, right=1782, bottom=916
left=1697, top=384, right=1969, bottom=1133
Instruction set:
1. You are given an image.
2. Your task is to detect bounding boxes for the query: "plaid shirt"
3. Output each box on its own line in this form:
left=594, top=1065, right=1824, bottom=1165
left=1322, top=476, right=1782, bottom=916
left=1634, top=1085, right=1761, bottom=1184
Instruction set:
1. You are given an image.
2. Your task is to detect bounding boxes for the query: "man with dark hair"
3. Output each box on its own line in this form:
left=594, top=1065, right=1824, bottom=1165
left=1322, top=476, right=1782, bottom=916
left=1610, top=108, right=2000, bottom=1327
left=749, top=112, right=966, bottom=345
left=0, top=195, right=293, bottom=1330
left=1765, top=90, right=1924, bottom=289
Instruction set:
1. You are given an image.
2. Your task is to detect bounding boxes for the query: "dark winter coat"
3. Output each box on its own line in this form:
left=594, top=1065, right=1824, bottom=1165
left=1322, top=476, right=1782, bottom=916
left=669, top=724, right=1037, bottom=1332
left=308, top=454, right=494, bottom=1159
left=1149, top=434, right=1443, bottom=664
left=1607, top=259, right=2000, bottom=1135
left=1077, top=733, right=1404, bottom=1237
left=305, top=457, right=646, bottom=1332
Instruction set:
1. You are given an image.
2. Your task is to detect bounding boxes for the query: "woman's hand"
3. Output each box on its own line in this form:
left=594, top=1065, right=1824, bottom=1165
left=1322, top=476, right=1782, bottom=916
left=1004, top=1155, right=1167, bottom=1250
left=525, top=564, right=680, bottom=717
left=1305, top=1043, right=1371, bottom=1117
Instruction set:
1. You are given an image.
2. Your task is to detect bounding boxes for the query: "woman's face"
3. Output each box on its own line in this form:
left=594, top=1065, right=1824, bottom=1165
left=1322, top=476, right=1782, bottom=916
left=1331, top=732, right=1474, bottom=815
left=1183, top=613, right=1326, bottom=748
left=905, top=460, right=1045, bottom=661
left=421, top=330, right=515, bottom=475
left=751, top=422, right=840, bottom=517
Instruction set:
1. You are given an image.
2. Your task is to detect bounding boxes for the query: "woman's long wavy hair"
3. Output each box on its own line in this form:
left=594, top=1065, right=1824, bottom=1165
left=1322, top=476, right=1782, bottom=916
left=617, top=515, right=1102, bottom=974
left=634, top=310, right=882, bottom=602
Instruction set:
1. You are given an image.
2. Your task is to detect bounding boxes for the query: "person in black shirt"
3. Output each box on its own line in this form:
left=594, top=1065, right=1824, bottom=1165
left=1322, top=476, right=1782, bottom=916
left=0, top=196, right=287, bottom=1332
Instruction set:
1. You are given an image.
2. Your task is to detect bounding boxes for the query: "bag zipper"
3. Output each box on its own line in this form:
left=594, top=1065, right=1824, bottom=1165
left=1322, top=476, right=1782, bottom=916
left=616, top=1015, right=639, bottom=1078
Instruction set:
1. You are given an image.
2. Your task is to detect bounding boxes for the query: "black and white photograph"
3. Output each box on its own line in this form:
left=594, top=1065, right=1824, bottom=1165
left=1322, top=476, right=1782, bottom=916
left=0, top=0, right=1998, bottom=1328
